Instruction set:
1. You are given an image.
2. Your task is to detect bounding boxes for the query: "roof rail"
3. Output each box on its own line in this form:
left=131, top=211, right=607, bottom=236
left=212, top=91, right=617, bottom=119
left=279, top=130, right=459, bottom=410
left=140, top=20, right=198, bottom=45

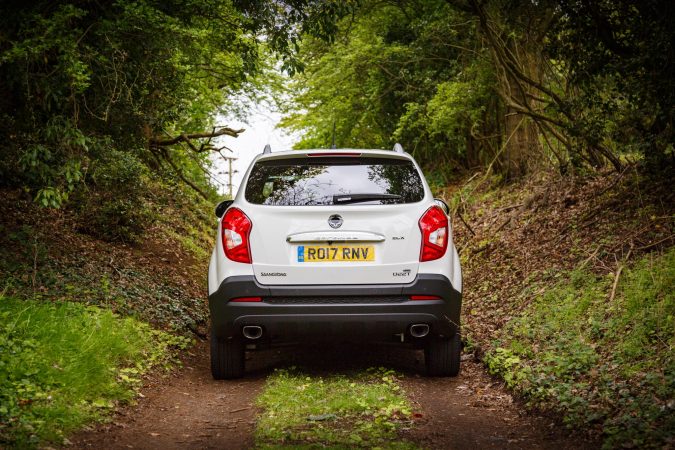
left=393, top=143, right=404, bottom=153
left=263, top=144, right=271, bottom=154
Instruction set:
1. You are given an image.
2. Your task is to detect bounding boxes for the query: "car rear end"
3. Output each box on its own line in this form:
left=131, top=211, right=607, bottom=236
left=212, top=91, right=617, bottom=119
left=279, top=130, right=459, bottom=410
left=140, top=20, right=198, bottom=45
left=208, top=148, right=462, bottom=378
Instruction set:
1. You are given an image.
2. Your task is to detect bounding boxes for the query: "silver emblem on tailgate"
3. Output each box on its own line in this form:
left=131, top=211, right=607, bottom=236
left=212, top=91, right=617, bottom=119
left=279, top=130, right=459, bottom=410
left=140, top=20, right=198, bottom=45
left=328, top=214, right=343, bottom=229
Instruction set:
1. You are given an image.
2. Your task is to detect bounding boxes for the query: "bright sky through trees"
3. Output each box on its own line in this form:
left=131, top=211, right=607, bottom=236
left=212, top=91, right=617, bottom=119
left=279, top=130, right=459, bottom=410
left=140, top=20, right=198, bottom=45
left=213, top=107, right=299, bottom=197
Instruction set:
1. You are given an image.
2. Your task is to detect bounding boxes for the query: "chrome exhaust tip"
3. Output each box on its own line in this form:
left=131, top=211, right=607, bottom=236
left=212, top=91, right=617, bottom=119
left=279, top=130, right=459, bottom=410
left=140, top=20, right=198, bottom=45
left=242, top=325, right=263, bottom=340
left=409, top=324, right=430, bottom=338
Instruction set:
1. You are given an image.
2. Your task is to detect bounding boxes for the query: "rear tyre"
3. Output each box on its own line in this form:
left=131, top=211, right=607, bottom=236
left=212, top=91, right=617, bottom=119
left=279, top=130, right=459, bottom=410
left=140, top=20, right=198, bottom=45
left=425, top=332, right=461, bottom=377
left=210, top=331, right=245, bottom=380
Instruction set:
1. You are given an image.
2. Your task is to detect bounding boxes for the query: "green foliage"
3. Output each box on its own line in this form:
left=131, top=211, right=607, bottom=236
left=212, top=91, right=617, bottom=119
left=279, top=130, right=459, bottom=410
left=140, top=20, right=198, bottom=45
left=484, top=249, right=675, bottom=448
left=280, top=1, right=490, bottom=170
left=255, top=367, right=417, bottom=448
left=0, top=0, right=351, bottom=219
left=74, top=150, right=155, bottom=243
left=0, top=296, right=190, bottom=447
left=396, top=59, right=496, bottom=168
left=549, top=0, right=675, bottom=167
left=0, top=0, right=243, bottom=206
left=16, top=117, right=89, bottom=208
left=281, top=0, right=673, bottom=177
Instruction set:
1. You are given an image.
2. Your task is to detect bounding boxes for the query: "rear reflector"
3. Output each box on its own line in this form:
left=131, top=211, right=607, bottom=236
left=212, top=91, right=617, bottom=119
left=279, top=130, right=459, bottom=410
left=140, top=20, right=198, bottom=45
left=410, top=295, right=441, bottom=301
left=307, top=152, right=362, bottom=157
left=230, top=297, right=262, bottom=302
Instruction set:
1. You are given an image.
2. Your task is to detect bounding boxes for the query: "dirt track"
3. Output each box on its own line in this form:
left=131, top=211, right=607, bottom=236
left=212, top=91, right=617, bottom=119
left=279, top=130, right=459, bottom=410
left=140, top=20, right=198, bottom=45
left=71, top=342, right=598, bottom=449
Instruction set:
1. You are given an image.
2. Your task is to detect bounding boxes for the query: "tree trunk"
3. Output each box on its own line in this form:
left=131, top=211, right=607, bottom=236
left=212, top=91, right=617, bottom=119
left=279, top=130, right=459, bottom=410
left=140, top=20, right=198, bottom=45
left=495, top=44, right=543, bottom=179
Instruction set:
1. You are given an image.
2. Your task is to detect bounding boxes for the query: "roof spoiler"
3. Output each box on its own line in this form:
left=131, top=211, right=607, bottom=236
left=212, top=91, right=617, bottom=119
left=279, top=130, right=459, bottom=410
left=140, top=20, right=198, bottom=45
left=263, top=144, right=405, bottom=154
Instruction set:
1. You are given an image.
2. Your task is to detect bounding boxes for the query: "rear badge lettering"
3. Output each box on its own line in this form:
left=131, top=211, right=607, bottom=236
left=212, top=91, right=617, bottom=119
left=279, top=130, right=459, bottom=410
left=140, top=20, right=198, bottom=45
left=393, top=269, right=412, bottom=277
left=260, top=272, right=287, bottom=276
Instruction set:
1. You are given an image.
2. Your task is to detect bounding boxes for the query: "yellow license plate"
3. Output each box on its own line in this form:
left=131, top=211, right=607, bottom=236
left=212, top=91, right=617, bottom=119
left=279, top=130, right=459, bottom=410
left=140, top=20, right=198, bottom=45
left=297, top=245, right=375, bottom=262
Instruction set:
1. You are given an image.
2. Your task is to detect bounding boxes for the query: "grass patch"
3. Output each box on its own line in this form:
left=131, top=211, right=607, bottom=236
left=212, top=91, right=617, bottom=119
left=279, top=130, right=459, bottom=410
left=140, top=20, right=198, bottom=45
left=0, top=296, right=190, bottom=448
left=255, top=367, right=418, bottom=449
left=484, top=248, right=675, bottom=448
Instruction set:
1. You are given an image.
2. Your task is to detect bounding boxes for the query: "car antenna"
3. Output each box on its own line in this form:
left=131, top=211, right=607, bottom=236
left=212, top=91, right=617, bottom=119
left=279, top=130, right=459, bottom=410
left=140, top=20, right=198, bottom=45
left=331, top=121, right=337, bottom=149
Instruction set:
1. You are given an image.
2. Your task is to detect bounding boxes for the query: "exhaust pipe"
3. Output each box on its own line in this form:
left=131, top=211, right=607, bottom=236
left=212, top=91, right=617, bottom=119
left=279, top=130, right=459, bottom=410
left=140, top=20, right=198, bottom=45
left=242, top=325, right=263, bottom=340
left=409, top=324, right=430, bottom=338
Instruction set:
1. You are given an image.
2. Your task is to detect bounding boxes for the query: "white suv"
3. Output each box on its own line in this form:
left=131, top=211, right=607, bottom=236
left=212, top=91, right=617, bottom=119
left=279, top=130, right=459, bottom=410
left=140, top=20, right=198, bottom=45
left=208, top=145, right=462, bottom=379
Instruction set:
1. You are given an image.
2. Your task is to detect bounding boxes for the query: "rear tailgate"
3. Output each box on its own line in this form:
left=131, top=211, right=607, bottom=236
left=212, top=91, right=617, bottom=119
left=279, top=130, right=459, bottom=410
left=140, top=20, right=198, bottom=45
left=239, top=152, right=431, bottom=285
left=247, top=204, right=426, bottom=285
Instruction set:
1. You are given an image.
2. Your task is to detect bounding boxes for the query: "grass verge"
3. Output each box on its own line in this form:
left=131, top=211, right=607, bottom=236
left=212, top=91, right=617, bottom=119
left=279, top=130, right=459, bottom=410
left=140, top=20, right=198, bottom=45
left=0, top=296, right=191, bottom=447
left=484, top=249, right=674, bottom=448
left=255, top=367, right=418, bottom=449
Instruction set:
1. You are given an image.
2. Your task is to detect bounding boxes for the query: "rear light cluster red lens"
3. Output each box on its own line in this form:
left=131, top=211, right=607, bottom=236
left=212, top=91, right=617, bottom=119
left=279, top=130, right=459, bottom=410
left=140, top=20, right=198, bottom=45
left=221, top=207, right=253, bottom=263
left=418, top=205, right=449, bottom=262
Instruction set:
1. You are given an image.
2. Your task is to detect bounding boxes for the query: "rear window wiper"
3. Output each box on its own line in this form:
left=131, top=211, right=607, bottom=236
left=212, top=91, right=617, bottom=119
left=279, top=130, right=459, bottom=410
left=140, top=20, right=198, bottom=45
left=332, top=193, right=402, bottom=204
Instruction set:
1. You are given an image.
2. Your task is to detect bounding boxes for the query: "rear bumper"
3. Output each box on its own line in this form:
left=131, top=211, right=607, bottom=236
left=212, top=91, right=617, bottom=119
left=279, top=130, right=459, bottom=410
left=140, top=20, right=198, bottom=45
left=208, top=274, right=461, bottom=343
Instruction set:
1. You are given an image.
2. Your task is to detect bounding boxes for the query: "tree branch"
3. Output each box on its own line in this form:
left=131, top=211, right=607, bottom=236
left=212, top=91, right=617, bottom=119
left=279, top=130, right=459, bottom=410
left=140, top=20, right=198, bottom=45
left=150, top=126, right=245, bottom=147
left=495, top=88, right=567, bottom=128
left=147, top=127, right=245, bottom=200
left=159, top=149, right=209, bottom=200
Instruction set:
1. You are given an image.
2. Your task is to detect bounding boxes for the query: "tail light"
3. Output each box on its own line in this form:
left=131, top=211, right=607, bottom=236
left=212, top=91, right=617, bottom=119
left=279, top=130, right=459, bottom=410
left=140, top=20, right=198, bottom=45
left=419, top=205, right=448, bottom=262
left=222, top=207, right=252, bottom=263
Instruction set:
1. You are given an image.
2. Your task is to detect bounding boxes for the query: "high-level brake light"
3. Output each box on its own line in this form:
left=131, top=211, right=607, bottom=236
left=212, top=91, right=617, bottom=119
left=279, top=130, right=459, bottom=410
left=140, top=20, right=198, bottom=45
left=307, top=152, right=362, bottom=157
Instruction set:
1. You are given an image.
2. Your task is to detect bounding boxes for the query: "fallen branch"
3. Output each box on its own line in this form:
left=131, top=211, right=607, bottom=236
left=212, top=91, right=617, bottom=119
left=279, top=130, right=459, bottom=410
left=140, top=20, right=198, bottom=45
left=495, top=217, right=511, bottom=233
left=494, top=203, right=523, bottom=213
left=635, top=234, right=675, bottom=252
left=594, top=164, right=631, bottom=198
left=471, top=242, right=492, bottom=255
left=609, top=248, right=632, bottom=302
left=609, top=267, right=623, bottom=303
left=456, top=210, right=476, bottom=236
left=579, top=244, right=602, bottom=269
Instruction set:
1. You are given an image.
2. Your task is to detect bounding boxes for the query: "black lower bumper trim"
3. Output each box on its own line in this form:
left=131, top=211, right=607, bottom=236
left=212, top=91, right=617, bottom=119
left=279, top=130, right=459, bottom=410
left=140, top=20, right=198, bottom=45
left=208, top=274, right=461, bottom=343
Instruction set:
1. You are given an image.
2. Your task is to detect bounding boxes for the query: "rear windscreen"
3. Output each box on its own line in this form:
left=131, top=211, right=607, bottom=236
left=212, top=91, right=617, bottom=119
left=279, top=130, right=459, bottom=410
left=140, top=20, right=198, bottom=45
left=244, top=157, right=425, bottom=206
